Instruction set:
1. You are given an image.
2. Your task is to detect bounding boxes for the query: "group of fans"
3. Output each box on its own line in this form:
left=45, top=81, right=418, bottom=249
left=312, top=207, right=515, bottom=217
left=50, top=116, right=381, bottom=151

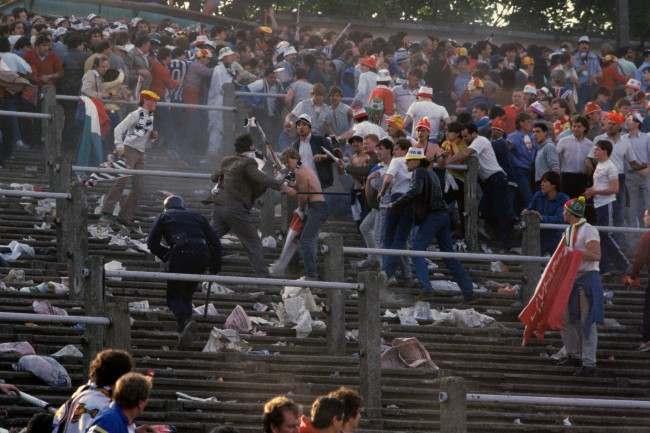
left=0, top=349, right=363, bottom=433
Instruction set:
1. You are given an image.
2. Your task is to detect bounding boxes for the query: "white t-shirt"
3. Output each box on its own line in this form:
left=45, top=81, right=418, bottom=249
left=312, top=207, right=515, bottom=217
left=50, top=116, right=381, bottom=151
left=406, top=100, right=450, bottom=137
left=589, top=134, right=633, bottom=174
left=385, top=156, right=412, bottom=195
left=468, top=135, right=504, bottom=181
left=592, top=159, right=618, bottom=209
left=352, top=121, right=388, bottom=140
left=572, top=223, right=600, bottom=273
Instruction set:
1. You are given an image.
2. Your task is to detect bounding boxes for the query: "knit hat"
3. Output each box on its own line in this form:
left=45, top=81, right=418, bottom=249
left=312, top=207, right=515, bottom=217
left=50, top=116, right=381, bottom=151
left=606, top=111, right=625, bottom=125
left=140, top=90, right=160, bottom=102
left=523, top=84, right=537, bottom=95
left=416, top=86, right=433, bottom=99
left=584, top=101, right=602, bottom=115
left=529, top=101, right=545, bottom=116
left=416, top=117, right=432, bottom=132
left=376, top=69, right=391, bottom=83
left=387, top=114, right=404, bottom=130
left=625, top=78, right=641, bottom=90
left=360, top=56, right=377, bottom=69
left=405, top=147, right=426, bottom=161
left=491, top=118, right=506, bottom=132
left=564, top=196, right=586, bottom=218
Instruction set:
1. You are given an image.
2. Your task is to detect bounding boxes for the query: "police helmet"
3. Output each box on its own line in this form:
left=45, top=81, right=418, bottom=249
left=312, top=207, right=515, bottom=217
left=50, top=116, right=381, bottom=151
left=163, top=195, right=185, bottom=211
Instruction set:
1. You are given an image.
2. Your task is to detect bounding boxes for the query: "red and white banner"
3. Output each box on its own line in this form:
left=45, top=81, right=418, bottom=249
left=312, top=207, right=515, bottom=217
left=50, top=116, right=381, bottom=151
left=519, top=239, right=583, bottom=345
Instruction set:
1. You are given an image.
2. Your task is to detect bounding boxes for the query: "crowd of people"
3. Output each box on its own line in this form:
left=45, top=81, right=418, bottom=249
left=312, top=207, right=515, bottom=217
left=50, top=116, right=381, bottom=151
left=0, top=4, right=650, bottom=375
left=0, top=349, right=363, bottom=433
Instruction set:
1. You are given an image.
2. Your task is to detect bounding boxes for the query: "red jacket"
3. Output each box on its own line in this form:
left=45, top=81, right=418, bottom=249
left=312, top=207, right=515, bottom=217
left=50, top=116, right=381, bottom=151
left=599, top=63, right=626, bottom=93
left=24, top=49, right=62, bottom=85
left=149, top=57, right=178, bottom=100
left=368, top=85, right=395, bottom=115
left=503, top=104, right=524, bottom=134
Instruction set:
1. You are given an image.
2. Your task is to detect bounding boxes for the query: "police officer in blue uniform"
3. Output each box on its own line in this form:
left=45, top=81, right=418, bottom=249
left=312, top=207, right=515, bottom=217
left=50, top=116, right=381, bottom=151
left=147, top=195, right=221, bottom=348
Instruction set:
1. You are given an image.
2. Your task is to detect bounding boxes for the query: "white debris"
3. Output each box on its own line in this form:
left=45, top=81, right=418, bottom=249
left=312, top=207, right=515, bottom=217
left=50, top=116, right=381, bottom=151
left=224, top=305, right=252, bottom=333
left=15, top=355, right=71, bottom=388
left=284, top=296, right=308, bottom=324
left=34, top=199, right=56, bottom=218
left=176, top=391, right=219, bottom=403
left=32, top=300, right=67, bottom=316
left=200, top=281, right=233, bottom=294
left=345, top=329, right=359, bottom=341
left=128, top=300, right=150, bottom=312
left=550, top=346, right=567, bottom=361
left=282, top=286, right=322, bottom=312
left=383, top=309, right=397, bottom=318
left=413, top=301, right=432, bottom=321
left=397, top=307, right=418, bottom=326
left=490, top=261, right=508, bottom=273
left=8, top=183, right=34, bottom=191
left=261, top=236, right=277, bottom=249
left=562, top=417, right=572, bottom=426
left=193, top=303, right=218, bottom=316
left=430, top=308, right=496, bottom=328
left=603, top=318, right=625, bottom=329
left=249, top=316, right=275, bottom=326
left=0, top=241, right=35, bottom=261
left=513, top=419, right=522, bottom=425
left=294, top=310, right=312, bottom=338
left=51, top=345, right=83, bottom=358
left=253, top=302, right=268, bottom=312
left=202, top=328, right=250, bottom=353
left=3, top=269, right=30, bottom=285
left=0, top=341, right=35, bottom=356
left=104, top=260, right=125, bottom=280
left=33, top=222, right=51, bottom=231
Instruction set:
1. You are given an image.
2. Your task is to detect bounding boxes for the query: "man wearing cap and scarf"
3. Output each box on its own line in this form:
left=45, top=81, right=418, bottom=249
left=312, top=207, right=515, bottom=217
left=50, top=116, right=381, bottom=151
left=211, top=134, right=295, bottom=275
left=100, top=90, right=160, bottom=226
left=147, top=195, right=222, bottom=348
left=207, top=46, right=237, bottom=159
left=556, top=196, right=604, bottom=377
left=387, top=147, right=474, bottom=301
left=573, top=36, right=602, bottom=109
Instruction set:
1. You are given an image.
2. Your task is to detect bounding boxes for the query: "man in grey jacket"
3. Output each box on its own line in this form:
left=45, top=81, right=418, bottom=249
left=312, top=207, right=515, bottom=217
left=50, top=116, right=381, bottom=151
left=533, top=122, right=560, bottom=188
left=211, top=134, right=295, bottom=275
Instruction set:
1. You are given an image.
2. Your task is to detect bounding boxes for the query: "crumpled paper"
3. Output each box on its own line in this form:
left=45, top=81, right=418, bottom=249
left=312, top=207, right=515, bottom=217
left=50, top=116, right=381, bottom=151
left=128, top=300, right=150, bottom=312
left=261, top=236, right=277, bottom=249
left=15, top=355, right=71, bottom=388
left=33, top=300, right=68, bottom=316
left=224, top=305, right=252, bottom=333
left=3, top=269, right=32, bottom=285
left=0, top=241, right=35, bottom=261
left=202, top=328, right=250, bottom=353
left=397, top=305, right=496, bottom=328
left=0, top=341, right=36, bottom=356
left=105, top=260, right=125, bottom=281
left=200, top=282, right=233, bottom=294
left=282, top=286, right=322, bottom=312
left=88, top=224, right=149, bottom=253
left=193, top=303, right=218, bottom=316
left=19, top=281, right=68, bottom=295
left=51, top=345, right=83, bottom=358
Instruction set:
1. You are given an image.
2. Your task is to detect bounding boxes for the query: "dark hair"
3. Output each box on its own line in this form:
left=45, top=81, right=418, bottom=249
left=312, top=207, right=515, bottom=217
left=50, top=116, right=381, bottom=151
left=596, top=139, right=613, bottom=157
left=489, top=105, right=506, bottom=119
left=234, top=134, right=254, bottom=153
left=11, top=7, right=27, bottom=19
left=456, top=112, right=473, bottom=126
left=281, top=147, right=300, bottom=163
left=571, top=115, right=589, bottom=133
left=532, top=122, right=548, bottom=133
left=461, top=123, right=478, bottom=135
left=473, top=103, right=488, bottom=114
left=515, top=112, right=532, bottom=129
left=13, top=36, right=31, bottom=51
left=0, top=36, right=9, bottom=52
left=171, top=47, right=185, bottom=59
left=25, top=413, right=54, bottom=433
left=34, top=34, right=51, bottom=47
left=447, top=121, right=463, bottom=134
left=551, top=98, right=571, bottom=116
left=396, top=138, right=411, bottom=151
left=209, top=427, right=239, bottom=433
left=89, top=349, right=134, bottom=388
left=596, top=86, right=611, bottom=97
left=134, top=32, right=150, bottom=48
left=311, top=397, right=344, bottom=429
left=157, top=47, right=172, bottom=62
left=377, top=138, right=394, bottom=152
left=329, top=86, right=343, bottom=97
left=540, top=171, right=561, bottom=189
left=113, top=372, right=151, bottom=409
left=91, top=41, right=110, bottom=54
left=328, top=387, right=362, bottom=423
left=263, top=396, right=300, bottom=433
left=64, top=31, right=84, bottom=50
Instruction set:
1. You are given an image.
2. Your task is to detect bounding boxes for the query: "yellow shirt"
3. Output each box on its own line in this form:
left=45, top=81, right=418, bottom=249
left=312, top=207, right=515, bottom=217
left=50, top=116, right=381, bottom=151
left=441, top=139, right=468, bottom=181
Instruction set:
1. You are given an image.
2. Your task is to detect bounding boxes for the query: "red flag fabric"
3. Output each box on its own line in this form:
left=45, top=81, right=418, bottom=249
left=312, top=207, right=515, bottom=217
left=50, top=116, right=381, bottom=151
left=519, top=238, right=583, bottom=345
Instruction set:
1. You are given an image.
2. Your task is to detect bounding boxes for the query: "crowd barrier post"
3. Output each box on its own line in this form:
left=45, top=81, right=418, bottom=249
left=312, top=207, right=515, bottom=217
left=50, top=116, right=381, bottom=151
left=439, top=376, right=468, bottom=433
left=221, top=83, right=237, bottom=163
left=41, top=87, right=65, bottom=180
left=322, top=234, right=346, bottom=356
left=105, top=300, right=131, bottom=352
left=59, top=182, right=89, bottom=300
left=464, top=156, right=479, bottom=252
left=83, top=256, right=106, bottom=378
left=521, top=212, right=542, bottom=303
left=358, top=271, right=383, bottom=424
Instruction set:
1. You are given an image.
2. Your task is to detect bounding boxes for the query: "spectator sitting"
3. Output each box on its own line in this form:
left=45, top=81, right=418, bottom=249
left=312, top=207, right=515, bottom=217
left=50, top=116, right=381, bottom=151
left=524, top=171, right=569, bottom=255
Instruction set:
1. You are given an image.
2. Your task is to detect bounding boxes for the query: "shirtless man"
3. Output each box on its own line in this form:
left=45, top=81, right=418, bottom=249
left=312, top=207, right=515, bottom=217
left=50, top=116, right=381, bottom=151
left=346, top=134, right=370, bottom=223
left=282, top=148, right=328, bottom=280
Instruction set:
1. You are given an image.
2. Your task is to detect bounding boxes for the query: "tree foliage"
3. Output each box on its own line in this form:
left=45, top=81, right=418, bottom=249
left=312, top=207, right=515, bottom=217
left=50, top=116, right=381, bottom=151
left=165, top=0, right=649, bottom=40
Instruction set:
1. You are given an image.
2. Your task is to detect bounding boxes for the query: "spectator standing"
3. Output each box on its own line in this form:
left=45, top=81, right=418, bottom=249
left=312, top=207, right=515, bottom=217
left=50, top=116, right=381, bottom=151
left=506, top=112, right=537, bottom=213
left=285, top=67, right=313, bottom=110
left=324, top=86, right=352, bottom=138
left=309, top=397, right=344, bottom=433
left=624, top=113, right=650, bottom=227
left=525, top=171, right=569, bottom=254
left=392, top=69, right=421, bottom=117
left=287, top=83, right=331, bottom=136
left=263, top=396, right=301, bottom=433
left=355, top=56, right=378, bottom=106
left=405, top=86, right=450, bottom=140
left=573, top=36, right=601, bottom=109
left=623, top=208, right=650, bottom=352
left=81, top=55, right=109, bottom=99
left=368, top=69, right=394, bottom=116
left=503, top=90, right=525, bottom=133
left=207, top=46, right=237, bottom=159
left=556, top=116, right=593, bottom=199
left=533, top=122, right=559, bottom=187
left=635, top=49, right=650, bottom=92
left=127, top=33, right=152, bottom=91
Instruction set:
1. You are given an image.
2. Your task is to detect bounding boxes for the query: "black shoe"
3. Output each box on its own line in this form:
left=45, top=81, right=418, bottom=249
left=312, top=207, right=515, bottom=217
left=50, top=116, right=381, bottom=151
left=556, top=357, right=581, bottom=367
left=573, top=366, right=597, bottom=377
left=178, top=320, right=197, bottom=349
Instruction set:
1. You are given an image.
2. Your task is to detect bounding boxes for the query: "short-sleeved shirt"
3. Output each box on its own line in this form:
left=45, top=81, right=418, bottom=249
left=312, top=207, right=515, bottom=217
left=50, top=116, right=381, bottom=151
left=292, top=99, right=331, bottom=136
left=468, top=135, right=504, bottom=181
left=573, top=223, right=600, bottom=273
left=406, top=100, right=449, bottom=137
left=626, top=132, right=650, bottom=166
left=592, top=159, right=618, bottom=208
left=556, top=135, right=593, bottom=174
left=392, top=84, right=418, bottom=116
left=289, top=80, right=313, bottom=108
left=325, top=102, right=352, bottom=136
left=385, top=156, right=412, bottom=195
left=590, top=133, right=633, bottom=174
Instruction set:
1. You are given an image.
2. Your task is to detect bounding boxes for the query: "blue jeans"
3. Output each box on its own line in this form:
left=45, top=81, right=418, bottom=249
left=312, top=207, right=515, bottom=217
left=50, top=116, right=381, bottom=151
left=382, top=193, right=414, bottom=277
left=412, top=211, right=474, bottom=299
left=299, top=201, right=328, bottom=278
left=595, top=202, right=629, bottom=273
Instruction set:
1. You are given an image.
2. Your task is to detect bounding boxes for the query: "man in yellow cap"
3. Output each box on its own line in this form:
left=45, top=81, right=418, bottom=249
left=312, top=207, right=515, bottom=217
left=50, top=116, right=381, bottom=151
left=100, top=90, right=160, bottom=226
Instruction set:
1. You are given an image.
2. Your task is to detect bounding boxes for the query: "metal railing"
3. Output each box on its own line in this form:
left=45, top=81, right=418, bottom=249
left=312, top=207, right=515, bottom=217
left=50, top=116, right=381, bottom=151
left=55, top=95, right=236, bottom=111
left=540, top=222, right=649, bottom=234
left=0, top=312, right=110, bottom=325
left=0, top=189, right=71, bottom=199
left=0, top=110, right=51, bottom=119
left=72, top=165, right=212, bottom=179
left=343, top=246, right=549, bottom=263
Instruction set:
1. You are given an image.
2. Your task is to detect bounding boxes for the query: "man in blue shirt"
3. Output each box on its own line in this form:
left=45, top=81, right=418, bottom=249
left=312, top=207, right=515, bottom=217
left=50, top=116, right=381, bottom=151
left=635, top=49, right=650, bottom=92
left=525, top=171, right=569, bottom=254
left=507, top=112, right=537, bottom=214
left=87, top=373, right=151, bottom=433
left=573, top=36, right=602, bottom=109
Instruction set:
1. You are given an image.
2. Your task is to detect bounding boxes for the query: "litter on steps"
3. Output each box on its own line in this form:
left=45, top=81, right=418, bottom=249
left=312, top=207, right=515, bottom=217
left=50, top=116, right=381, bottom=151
left=0, top=342, right=35, bottom=356
left=176, top=392, right=219, bottom=403
left=202, top=328, right=251, bottom=353
left=224, top=305, right=252, bottom=333
left=0, top=241, right=35, bottom=262
left=51, top=345, right=83, bottom=358
left=397, top=304, right=496, bottom=328
left=32, top=300, right=68, bottom=316
left=15, top=355, right=71, bottom=388
left=381, top=337, right=439, bottom=371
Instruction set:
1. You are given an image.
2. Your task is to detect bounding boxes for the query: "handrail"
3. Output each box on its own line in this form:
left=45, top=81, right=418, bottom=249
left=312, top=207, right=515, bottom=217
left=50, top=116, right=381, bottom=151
left=342, top=246, right=549, bottom=263
left=55, top=95, right=236, bottom=111
left=105, top=269, right=362, bottom=291
left=0, top=110, right=51, bottom=119
left=72, top=165, right=212, bottom=179
left=0, top=312, right=110, bottom=325
left=457, top=392, right=650, bottom=410
left=0, top=189, right=71, bottom=199
left=540, top=223, right=648, bottom=234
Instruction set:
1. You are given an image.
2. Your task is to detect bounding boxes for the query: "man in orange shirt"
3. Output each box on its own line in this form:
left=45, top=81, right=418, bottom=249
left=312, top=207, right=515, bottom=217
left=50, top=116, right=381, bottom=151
left=368, top=69, right=394, bottom=116
left=503, top=90, right=525, bottom=134
left=148, top=47, right=179, bottom=156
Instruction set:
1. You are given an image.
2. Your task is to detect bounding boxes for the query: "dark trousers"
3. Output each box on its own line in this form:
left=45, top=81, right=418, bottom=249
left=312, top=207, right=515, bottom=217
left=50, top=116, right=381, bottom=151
left=167, top=247, right=209, bottom=332
left=383, top=194, right=414, bottom=277
left=480, top=172, right=512, bottom=249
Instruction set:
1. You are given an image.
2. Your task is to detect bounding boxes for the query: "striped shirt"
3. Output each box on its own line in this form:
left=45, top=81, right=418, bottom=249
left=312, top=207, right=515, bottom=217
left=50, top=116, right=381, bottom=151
left=168, top=59, right=189, bottom=103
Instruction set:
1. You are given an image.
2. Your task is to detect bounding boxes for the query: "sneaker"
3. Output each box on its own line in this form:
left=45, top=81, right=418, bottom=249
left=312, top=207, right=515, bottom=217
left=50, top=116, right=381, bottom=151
left=178, top=320, right=197, bottom=349
left=638, top=341, right=650, bottom=352
left=573, top=366, right=596, bottom=377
